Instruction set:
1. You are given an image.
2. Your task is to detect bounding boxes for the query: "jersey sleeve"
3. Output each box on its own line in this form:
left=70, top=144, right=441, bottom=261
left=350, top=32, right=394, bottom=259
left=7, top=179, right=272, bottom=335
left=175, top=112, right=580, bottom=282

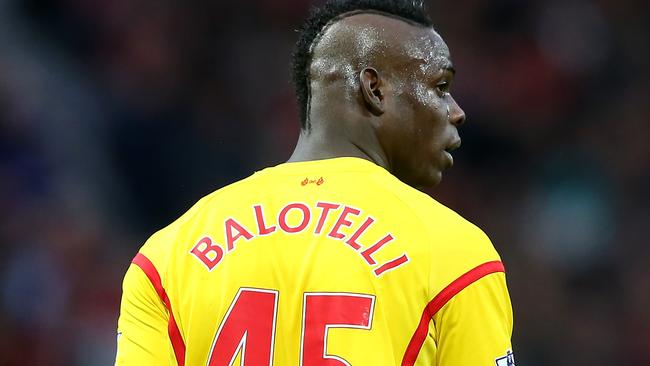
left=433, top=271, right=514, bottom=365
left=115, top=263, right=175, bottom=365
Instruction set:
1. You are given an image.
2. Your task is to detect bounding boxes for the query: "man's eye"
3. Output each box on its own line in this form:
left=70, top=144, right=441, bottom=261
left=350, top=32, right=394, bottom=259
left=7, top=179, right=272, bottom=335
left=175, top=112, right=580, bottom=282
left=436, top=82, right=450, bottom=96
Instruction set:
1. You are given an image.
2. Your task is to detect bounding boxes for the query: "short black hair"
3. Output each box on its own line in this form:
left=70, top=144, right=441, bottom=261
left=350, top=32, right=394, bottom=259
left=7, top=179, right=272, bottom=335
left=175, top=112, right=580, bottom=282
left=291, top=0, right=434, bottom=129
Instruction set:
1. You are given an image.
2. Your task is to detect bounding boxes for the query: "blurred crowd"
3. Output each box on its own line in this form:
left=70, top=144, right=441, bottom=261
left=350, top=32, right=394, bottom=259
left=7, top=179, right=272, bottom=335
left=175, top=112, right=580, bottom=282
left=0, top=0, right=648, bottom=364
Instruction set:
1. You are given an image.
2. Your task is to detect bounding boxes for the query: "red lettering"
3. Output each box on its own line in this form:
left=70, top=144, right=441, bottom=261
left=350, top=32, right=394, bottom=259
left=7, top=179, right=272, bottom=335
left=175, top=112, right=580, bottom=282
left=207, top=288, right=278, bottom=366
left=373, top=254, right=409, bottom=276
left=279, top=203, right=311, bottom=233
left=328, top=206, right=361, bottom=240
left=360, top=234, right=394, bottom=265
left=301, top=293, right=375, bottom=365
left=225, top=218, right=254, bottom=251
left=190, top=237, right=224, bottom=271
left=345, top=216, right=375, bottom=250
left=314, top=202, right=340, bottom=234
left=253, top=205, right=276, bottom=235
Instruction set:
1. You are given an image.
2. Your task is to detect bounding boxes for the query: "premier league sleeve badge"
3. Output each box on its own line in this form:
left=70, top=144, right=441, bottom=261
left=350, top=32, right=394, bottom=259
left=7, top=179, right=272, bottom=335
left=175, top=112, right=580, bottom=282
left=495, top=350, right=515, bottom=366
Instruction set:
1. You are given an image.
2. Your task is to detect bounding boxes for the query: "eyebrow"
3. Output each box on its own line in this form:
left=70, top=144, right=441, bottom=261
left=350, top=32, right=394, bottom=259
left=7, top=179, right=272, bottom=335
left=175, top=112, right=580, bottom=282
left=443, top=65, right=456, bottom=75
left=409, top=58, right=456, bottom=75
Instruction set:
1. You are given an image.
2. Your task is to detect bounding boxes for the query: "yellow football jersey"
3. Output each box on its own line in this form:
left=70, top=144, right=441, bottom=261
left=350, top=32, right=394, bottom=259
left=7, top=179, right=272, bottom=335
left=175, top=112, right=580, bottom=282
left=116, top=157, right=513, bottom=366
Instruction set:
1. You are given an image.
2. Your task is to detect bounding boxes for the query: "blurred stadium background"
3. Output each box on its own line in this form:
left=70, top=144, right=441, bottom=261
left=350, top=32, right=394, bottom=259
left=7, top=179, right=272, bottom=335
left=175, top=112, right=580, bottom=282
left=1, top=0, right=648, bottom=364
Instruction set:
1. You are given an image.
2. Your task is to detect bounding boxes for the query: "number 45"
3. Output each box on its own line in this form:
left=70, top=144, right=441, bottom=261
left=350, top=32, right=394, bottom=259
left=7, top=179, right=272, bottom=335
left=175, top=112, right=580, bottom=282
left=207, top=288, right=376, bottom=366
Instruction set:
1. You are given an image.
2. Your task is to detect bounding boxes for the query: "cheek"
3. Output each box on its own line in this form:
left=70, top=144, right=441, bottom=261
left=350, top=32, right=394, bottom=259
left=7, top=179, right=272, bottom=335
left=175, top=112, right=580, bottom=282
left=413, top=84, right=435, bottom=108
left=410, top=85, right=447, bottom=136
left=388, top=84, right=447, bottom=148
left=413, top=84, right=447, bottom=112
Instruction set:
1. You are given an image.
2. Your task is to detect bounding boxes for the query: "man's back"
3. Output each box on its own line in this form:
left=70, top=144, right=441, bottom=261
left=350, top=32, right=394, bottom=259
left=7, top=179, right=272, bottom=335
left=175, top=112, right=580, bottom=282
left=116, top=158, right=513, bottom=365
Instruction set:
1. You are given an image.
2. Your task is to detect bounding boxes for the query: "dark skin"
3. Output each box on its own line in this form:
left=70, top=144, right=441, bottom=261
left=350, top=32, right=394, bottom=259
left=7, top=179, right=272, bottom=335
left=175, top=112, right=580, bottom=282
left=288, top=13, right=466, bottom=189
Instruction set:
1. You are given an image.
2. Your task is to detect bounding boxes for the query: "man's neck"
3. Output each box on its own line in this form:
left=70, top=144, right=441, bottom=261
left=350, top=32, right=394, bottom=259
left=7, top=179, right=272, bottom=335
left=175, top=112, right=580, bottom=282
left=287, top=127, right=390, bottom=171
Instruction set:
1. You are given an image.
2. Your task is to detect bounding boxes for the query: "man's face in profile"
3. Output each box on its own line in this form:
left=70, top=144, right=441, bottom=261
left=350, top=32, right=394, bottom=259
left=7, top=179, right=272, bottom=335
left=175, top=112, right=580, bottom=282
left=308, top=13, right=466, bottom=188
left=373, top=25, right=465, bottom=188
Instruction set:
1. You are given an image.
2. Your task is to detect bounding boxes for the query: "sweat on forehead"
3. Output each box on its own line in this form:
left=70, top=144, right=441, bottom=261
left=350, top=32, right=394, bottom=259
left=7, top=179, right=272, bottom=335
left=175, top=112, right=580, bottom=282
left=309, top=13, right=448, bottom=79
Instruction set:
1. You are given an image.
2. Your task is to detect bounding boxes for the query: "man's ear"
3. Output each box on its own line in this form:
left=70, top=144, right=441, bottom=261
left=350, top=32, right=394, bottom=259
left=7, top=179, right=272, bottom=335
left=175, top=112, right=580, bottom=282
left=359, top=67, right=385, bottom=116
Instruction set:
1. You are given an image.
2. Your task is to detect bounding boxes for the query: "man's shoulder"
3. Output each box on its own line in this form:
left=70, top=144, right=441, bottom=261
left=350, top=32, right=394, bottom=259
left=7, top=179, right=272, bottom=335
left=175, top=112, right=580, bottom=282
left=137, top=173, right=260, bottom=263
left=377, top=174, right=487, bottom=239
left=370, top=175, right=502, bottom=294
left=382, top=175, right=496, bottom=252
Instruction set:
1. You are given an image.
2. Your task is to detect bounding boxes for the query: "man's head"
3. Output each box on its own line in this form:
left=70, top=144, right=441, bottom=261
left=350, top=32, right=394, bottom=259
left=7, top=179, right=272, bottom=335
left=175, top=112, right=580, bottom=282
left=291, top=0, right=466, bottom=188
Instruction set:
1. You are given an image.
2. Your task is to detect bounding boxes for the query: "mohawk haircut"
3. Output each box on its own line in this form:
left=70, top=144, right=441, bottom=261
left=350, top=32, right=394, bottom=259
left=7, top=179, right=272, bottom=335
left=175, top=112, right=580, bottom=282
left=291, top=0, right=434, bottom=129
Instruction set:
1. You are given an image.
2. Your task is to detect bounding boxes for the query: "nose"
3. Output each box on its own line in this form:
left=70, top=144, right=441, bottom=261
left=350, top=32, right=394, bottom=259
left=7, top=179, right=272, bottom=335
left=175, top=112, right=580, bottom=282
left=449, top=97, right=466, bottom=126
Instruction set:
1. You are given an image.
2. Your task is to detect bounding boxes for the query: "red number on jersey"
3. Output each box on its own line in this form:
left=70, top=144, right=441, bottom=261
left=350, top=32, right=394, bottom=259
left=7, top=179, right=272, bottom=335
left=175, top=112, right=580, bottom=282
left=207, top=288, right=279, bottom=366
left=207, top=289, right=374, bottom=365
left=301, top=293, right=375, bottom=366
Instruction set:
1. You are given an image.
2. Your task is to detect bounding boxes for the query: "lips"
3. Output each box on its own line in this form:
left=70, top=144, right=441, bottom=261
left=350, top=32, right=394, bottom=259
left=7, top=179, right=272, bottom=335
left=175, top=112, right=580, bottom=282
left=442, top=139, right=461, bottom=167
left=445, top=139, right=462, bottom=153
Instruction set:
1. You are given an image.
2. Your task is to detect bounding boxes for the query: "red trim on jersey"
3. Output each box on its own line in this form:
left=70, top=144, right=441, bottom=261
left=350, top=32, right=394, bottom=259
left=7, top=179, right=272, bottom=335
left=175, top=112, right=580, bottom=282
left=132, top=253, right=186, bottom=366
left=401, top=260, right=506, bottom=366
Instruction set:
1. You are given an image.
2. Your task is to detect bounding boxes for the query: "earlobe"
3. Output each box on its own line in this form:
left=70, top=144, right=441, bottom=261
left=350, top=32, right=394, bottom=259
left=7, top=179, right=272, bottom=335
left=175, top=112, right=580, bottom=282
left=359, top=67, right=385, bottom=116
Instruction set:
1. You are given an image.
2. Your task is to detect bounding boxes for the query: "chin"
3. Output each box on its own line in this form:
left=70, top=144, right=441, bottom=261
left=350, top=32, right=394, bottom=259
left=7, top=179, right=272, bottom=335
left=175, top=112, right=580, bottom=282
left=425, top=171, right=443, bottom=187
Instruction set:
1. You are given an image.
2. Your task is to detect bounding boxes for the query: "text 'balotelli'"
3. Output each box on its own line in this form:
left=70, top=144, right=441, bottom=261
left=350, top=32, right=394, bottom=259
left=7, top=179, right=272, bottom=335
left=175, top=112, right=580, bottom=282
left=190, top=201, right=409, bottom=276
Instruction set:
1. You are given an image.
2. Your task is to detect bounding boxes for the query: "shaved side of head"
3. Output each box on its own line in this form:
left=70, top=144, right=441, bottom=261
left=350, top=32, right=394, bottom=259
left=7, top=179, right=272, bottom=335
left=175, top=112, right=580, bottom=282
left=291, top=0, right=435, bottom=129
left=289, top=1, right=465, bottom=188
left=309, top=14, right=421, bottom=93
left=307, top=13, right=449, bottom=121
